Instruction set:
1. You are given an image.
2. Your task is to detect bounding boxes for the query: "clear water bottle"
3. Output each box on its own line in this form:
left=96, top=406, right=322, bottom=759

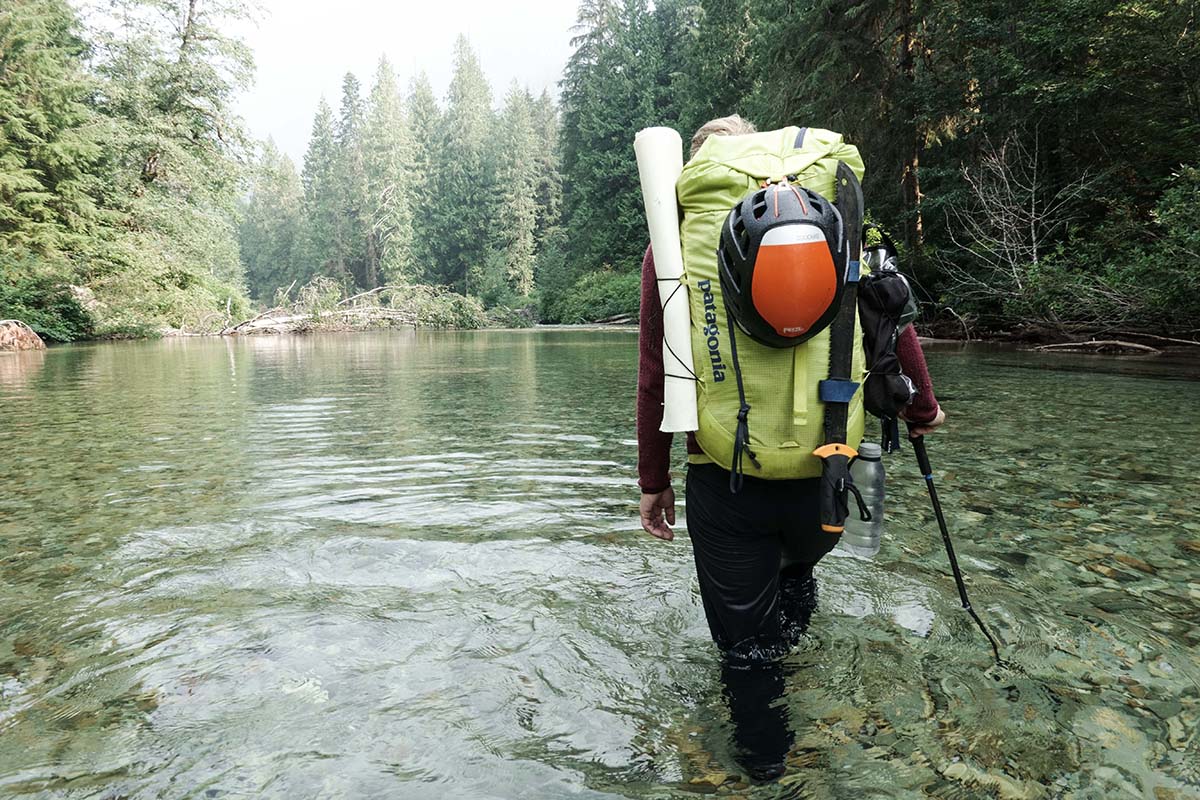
left=841, top=442, right=885, bottom=558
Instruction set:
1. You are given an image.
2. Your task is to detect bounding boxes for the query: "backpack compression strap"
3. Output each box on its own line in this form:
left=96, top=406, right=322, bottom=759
left=813, top=162, right=868, bottom=533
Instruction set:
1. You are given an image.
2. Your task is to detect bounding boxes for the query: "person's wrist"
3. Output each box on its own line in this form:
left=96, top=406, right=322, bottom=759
left=902, top=403, right=940, bottom=425
left=639, top=474, right=672, bottom=494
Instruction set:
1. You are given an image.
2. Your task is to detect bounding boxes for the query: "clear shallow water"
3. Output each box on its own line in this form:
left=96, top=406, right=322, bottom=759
left=0, top=331, right=1198, bottom=799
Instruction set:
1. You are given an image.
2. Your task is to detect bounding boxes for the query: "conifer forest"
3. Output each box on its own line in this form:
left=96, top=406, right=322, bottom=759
left=2, top=0, right=1198, bottom=341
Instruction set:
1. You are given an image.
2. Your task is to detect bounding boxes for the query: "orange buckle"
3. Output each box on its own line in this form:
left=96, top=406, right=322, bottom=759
left=812, top=443, right=858, bottom=460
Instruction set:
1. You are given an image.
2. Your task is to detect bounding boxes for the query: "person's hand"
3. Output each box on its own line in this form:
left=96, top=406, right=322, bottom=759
left=639, top=487, right=676, bottom=541
left=905, top=406, right=946, bottom=437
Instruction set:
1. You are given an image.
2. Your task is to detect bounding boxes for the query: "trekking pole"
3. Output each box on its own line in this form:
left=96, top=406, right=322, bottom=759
left=908, top=431, right=1002, bottom=665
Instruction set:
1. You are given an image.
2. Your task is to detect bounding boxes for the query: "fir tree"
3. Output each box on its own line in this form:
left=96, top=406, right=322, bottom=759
left=493, top=84, right=540, bottom=297
left=433, top=35, right=496, bottom=294
left=531, top=90, right=563, bottom=247
left=300, top=98, right=340, bottom=280
left=334, top=72, right=369, bottom=287
left=240, top=139, right=303, bottom=299
left=92, top=0, right=255, bottom=289
left=406, top=72, right=442, bottom=284
left=0, top=0, right=101, bottom=258
left=559, top=0, right=668, bottom=284
left=363, top=58, right=414, bottom=284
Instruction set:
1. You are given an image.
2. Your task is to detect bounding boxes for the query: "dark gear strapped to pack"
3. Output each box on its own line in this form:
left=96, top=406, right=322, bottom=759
left=857, top=228, right=919, bottom=453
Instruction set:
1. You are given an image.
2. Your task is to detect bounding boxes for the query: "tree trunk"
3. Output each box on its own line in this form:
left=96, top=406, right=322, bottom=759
left=365, top=232, right=378, bottom=288
left=179, top=0, right=199, bottom=58
left=898, top=0, right=925, bottom=252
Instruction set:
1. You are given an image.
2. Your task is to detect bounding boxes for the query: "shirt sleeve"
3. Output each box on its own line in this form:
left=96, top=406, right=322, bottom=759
left=636, top=246, right=674, bottom=492
left=896, top=325, right=940, bottom=424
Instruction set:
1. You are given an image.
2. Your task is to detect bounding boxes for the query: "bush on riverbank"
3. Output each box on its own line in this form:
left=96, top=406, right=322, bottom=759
left=936, top=146, right=1200, bottom=335
left=0, top=260, right=93, bottom=342
left=549, top=269, right=640, bottom=324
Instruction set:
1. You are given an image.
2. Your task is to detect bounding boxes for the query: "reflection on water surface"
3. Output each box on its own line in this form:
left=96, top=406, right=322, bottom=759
left=0, top=332, right=1197, bottom=798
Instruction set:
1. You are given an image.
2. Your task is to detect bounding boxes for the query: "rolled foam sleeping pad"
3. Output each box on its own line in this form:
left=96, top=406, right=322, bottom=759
left=634, top=127, right=698, bottom=433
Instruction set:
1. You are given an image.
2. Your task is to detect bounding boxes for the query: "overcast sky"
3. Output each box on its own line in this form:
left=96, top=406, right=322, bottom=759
left=233, top=0, right=580, bottom=163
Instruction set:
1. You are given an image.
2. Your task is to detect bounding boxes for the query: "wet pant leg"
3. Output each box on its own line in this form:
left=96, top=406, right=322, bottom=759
left=685, top=462, right=839, bottom=775
left=684, top=462, right=785, bottom=652
left=685, top=463, right=837, bottom=649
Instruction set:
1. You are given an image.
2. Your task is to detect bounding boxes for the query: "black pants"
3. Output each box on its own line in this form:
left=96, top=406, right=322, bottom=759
left=685, top=461, right=838, bottom=652
left=685, top=461, right=839, bottom=771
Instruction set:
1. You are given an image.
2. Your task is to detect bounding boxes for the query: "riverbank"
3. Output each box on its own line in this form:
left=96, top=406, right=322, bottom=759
left=5, top=298, right=1200, bottom=359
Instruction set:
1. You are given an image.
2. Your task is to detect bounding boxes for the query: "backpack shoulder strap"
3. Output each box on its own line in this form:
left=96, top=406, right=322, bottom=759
left=812, top=161, right=865, bottom=533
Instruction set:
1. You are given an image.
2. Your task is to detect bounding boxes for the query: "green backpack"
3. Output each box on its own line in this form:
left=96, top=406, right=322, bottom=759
left=676, top=126, right=867, bottom=492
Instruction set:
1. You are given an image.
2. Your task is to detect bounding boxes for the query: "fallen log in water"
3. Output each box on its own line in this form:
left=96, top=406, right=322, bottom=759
left=1034, top=339, right=1161, bottom=355
left=593, top=313, right=635, bottom=325
left=220, top=305, right=419, bottom=336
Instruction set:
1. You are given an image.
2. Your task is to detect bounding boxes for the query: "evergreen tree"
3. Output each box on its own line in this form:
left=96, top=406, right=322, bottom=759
left=531, top=90, right=563, bottom=246
left=744, top=0, right=965, bottom=250
left=239, top=139, right=303, bottom=299
left=559, top=0, right=669, bottom=285
left=492, top=84, right=540, bottom=298
left=673, top=0, right=753, bottom=137
left=363, top=58, right=414, bottom=284
left=300, top=98, right=340, bottom=280
left=0, top=0, right=101, bottom=259
left=406, top=72, right=442, bottom=283
left=92, top=0, right=255, bottom=289
left=433, top=36, right=496, bottom=294
left=333, top=72, right=369, bottom=287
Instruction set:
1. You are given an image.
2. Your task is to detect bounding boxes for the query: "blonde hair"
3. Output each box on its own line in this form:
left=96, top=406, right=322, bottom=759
left=690, top=114, right=756, bottom=157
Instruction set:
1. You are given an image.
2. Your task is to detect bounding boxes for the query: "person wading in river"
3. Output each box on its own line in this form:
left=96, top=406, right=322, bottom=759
left=635, top=115, right=946, bottom=781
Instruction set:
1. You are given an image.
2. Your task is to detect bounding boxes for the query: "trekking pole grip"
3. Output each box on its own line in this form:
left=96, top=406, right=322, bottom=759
left=909, top=430, right=933, bottom=478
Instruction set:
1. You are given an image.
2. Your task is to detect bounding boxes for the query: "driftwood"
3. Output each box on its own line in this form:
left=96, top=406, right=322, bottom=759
left=1109, top=331, right=1200, bottom=348
left=1034, top=340, right=1161, bottom=355
left=594, top=313, right=635, bottom=325
left=220, top=304, right=418, bottom=336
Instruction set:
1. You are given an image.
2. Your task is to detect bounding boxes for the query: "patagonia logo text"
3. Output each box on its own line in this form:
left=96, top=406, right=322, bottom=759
left=697, top=279, right=726, bottom=382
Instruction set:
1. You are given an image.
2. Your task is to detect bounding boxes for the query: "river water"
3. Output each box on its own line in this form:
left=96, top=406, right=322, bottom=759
left=1, top=331, right=1198, bottom=799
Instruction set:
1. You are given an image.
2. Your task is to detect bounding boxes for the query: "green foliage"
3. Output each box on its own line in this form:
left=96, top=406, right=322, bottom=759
left=0, top=259, right=92, bottom=342
left=257, top=38, right=563, bottom=320
left=299, top=99, right=340, bottom=282
left=0, top=0, right=101, bottom=257
left=431, top=36, right=497, bottom=294
left=554, top=269, right=640, bottom=324
left=493, top=83, right=540, bottom=297
left=240, top=140, right=304, bottom=299
left=0, top=0, right=253, bottom=341
left=363, top=58, right=414, bottom=285
left=91, top=0, right=253, bottom=293
left=559, top=0, right=675, bottom=286
left=485, top=301, right=539, bottom=329
left=392, top=283, right=487, bottom=329
left=405, top=72, right=442, bottom=284
left=9, top=0, right=1191, bottom=339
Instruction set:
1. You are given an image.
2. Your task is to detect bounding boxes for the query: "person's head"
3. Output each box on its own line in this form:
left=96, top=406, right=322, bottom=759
left=690, top=115, right=756, bottom=157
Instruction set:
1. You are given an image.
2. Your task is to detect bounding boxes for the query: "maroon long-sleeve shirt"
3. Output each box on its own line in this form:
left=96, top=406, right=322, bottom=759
left=636, top=247, right=940, bottom=493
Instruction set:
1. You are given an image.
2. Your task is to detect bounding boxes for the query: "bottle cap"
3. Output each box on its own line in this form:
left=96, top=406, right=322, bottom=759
left=858, top=442, right=882, bottom=460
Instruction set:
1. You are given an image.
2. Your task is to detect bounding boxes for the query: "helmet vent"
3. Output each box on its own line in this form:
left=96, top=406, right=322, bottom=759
left=732, top=218, right=749, bottom=253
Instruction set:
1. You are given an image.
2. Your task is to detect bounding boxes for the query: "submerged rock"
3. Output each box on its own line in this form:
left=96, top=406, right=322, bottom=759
left=941, top=760, right=1040, bottom=800
left=0, top=320, right=45, bottom=351
left=1114, top=555, right=1156, bottom=574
